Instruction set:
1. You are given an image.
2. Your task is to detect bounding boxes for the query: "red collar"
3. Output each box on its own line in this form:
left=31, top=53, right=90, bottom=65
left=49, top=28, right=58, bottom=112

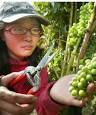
left=9, top=58, right=29, bottom=72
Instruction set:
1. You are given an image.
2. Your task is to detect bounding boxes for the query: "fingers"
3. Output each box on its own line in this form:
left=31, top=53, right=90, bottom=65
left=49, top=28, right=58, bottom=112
left=0, top=86, right=37, bottom=104
left=71, top=99, right=83, bottom=107
left=70, top=83, right=96, bottom=107
left=0, top=86, right=36, bottom=114
left=71, top=83, right=96, bottom=107
left=85, top=83, right=96, bottom=102
left=87, top=83, right=96, bottom=95
left=1, top=72, right=24, bottom=86
left=0, top=99, right=21, bottom=114
left=19, top=104, right=34, bottom=114
left=0, top=100, right=34, bottom=115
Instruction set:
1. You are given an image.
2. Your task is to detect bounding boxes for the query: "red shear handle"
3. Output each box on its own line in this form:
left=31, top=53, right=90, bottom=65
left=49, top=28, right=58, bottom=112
left=8, top=74, right=33, bottom=94
left=27, top=89, right=33, bottom=94
left=8, top=74, right=26, bottom=87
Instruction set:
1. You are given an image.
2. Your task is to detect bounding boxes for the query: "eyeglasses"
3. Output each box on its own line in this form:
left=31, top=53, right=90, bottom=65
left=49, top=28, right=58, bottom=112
left=4, top=26, right=42, bottom=35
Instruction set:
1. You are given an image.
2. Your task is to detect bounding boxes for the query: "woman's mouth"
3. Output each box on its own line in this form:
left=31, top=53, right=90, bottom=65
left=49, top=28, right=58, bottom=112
left=22, top=46, right=33, bottom=50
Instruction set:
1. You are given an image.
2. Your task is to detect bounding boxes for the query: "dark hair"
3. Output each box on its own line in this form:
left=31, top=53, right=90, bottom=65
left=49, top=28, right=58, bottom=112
left=0, top=37, right=44, bottom=75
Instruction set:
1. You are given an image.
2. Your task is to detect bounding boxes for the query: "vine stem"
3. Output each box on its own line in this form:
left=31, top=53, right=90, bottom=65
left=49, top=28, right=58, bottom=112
left=78, top=3, right=96, bottom=60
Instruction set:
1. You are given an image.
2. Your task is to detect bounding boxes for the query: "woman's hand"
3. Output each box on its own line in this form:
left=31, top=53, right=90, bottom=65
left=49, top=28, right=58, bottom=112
left=0, top=72, right=38, bottom=114
left=0, top=86, right=37, bottom=115
left=1, top=71, right=24, bottom=86
left=50, top=75, right=96, bottom=107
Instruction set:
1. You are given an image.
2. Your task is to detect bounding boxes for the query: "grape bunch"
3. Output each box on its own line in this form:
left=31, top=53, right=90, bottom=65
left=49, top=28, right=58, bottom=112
left=69, top=55, right=96, bottom=100
left=67, top=3, right=93, bottom=49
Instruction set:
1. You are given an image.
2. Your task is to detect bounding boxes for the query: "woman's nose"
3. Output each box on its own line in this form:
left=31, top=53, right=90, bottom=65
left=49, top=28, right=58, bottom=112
left=24, top=31, right=32, bottom=41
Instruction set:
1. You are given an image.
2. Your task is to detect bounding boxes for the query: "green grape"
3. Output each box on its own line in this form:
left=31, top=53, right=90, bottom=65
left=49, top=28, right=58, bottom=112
left=86, top=74, right=93, bottom=82
left=71, top=89, right=78, bottom=97
left=81, top=67, right=88, bottom=72
left=79, top=65, right=84, bottom=69
left=91, top=69, right=96, bottom=75
left=91, top=61, right=96, bottom=68
left=85, top=59, right=91, bottom=64
left=79, top=72, right=86, bottom=78
left=71, top=81, right=78, bottom=87
left=80, top=77, right=87, bottom=84
left=91, top=57, right=96, bottom=62
left=78, top=82, right=85, bottom=89
left=79, top=90, right=86, bottom=98
left=87, top=64, right=93, bottom=70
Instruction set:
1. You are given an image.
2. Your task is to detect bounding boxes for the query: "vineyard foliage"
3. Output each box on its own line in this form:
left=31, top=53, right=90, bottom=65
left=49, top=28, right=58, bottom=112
left=33, top=2, right=96, bottom=115
left=33, top=2, right=94, bottom=79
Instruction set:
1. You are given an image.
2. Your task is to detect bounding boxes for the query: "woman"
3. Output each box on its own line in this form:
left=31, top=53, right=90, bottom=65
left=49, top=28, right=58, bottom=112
left=0, top=1, right=94, bottom=115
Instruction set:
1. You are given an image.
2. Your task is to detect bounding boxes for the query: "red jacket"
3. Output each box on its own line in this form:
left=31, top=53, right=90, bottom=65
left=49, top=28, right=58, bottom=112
left=8, top=59, right=62, bottom=115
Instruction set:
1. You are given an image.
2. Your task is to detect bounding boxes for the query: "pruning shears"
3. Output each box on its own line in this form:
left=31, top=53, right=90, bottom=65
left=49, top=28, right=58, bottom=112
left=25, top=42, right=58, bottom=87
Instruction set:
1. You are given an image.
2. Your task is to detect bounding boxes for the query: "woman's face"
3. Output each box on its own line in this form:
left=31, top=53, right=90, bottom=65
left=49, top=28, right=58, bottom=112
left=2, top=17, right=41, bottom=61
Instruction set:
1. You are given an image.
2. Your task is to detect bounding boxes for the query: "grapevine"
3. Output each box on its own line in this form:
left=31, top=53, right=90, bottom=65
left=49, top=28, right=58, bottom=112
left=70, top=54, right=96, bottom=99
left=62, top=2, right=94, bottom=75
left=67, top=2, right=93, bottom=49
